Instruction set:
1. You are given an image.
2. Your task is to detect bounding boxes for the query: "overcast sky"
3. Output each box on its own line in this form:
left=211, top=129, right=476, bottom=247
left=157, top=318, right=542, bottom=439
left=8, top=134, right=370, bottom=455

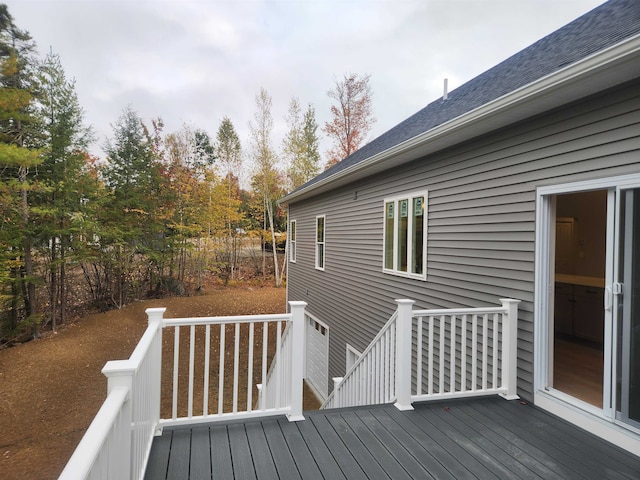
left=9, top=0, right=604, bottom=174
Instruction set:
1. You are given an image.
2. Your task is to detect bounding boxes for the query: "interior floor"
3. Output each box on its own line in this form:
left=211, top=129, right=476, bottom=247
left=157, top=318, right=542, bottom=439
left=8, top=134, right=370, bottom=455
left=553, top=336, right=604, bottom=408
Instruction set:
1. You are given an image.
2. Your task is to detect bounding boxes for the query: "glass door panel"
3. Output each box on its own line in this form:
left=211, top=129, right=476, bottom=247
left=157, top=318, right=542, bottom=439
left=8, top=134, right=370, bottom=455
left=552, top=191, right=606, bottom=408
left=617, top=188, right=640, bottom=427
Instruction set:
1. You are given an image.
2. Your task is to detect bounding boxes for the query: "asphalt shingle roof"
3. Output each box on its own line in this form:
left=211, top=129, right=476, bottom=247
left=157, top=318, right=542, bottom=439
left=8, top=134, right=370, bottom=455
left=295, top=0, right=640, bottom=194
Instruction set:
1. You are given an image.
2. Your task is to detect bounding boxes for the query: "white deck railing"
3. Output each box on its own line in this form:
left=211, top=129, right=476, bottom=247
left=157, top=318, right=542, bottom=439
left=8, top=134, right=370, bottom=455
left=406, top=298, right=521, bottom=406
left=59, top=301, right=306, bottom=480
left=59, top=308, right=164, bottom=480
left=322, top=311, right=397, bottom=409
left=257, top=320, right=293, bottom=411
left=323, top=298, right=520, bottom=411
left=161, top=300, right=306, bottom=427
left=59, top=295, right=519, bottom=478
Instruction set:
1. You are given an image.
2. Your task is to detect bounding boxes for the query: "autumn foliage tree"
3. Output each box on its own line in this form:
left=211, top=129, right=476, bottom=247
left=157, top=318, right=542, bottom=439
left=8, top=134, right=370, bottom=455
left=0, top=2, right=365, bottom=336
left=323, top=73, right=375, bottom=169
left=283, top=98, right=320, bottom=191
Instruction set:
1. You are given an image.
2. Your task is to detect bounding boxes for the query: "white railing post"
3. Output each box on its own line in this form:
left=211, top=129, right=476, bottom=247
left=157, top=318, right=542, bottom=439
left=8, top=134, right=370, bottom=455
left=146, top=307, right=165, bottom=435
left=256, top=383, right=264, bottom=410
left=332, top=377, right=343, bottom=392
left=288, top=301, right=307, bottom=421
left=499, top=299, right=521, bottom=400
left=394, top=299, right=415, bottom=411
left=102, top=361, right=134, bottom=480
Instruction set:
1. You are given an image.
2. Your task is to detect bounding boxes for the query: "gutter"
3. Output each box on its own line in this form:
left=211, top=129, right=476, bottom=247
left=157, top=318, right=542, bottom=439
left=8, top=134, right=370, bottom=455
left=279, top=33, right=640, bottom=207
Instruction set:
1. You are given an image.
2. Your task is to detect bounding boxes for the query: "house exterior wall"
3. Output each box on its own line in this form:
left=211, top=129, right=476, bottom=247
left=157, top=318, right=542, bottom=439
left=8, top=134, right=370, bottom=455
left=287, top=78, right=640, bottom=400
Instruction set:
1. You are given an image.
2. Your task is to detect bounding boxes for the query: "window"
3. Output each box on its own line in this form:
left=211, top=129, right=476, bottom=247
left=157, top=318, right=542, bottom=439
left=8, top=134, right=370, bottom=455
left=315, top=215, right=325, bottom=270
left=383, top=191, right=427, bottom=279
left=289, top=220, right=296, bottom=263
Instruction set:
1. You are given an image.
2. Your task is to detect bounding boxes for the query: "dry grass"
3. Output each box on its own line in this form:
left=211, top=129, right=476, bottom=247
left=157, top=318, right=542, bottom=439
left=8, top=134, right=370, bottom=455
left=0, top=286, right=303, bottom=480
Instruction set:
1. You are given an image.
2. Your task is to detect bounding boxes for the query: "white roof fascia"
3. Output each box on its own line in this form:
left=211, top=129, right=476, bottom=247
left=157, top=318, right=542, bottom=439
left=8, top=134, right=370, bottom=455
left=280, top=33, right=640, bottom=207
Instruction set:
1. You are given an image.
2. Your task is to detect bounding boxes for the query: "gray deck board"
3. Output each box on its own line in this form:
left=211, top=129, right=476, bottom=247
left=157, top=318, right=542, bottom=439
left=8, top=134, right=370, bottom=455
left=340, top=409, right=414, bottom=480
left=367, top=407, right=452, bottom=480
left=324, top=411, right=392, bottom=479
left=244, top=421, right=279, bottom=480
left=404, top=407, right=501, bottom=480
left=144, top=397, right=640, bottom=480
left=427, top=402, right=543, bottom=480
left=377, top=404, right=475, bottom=479
left=166, top=429, right=190, bottom=480
left=501, top=401, right=640, bottom=479
left=451, top=402, right=563, bottom=480
left=306, top=410, right=368, bottom=480
left=209, top=424, right=233, bottom=480
left=293, top=414, right=348, bottom=480
left=473, top=400, right=630, bottom=480
left=189, top=427, right=211, bottom=480
left=276, top=418, right=324, bottom=480
left=260, top=419, right=302, bottom=479
left=227, top=423, right=256, bottom=480
left=144, top=432, right=171, bottom=480
left=353, top=408, right=435, bottom=480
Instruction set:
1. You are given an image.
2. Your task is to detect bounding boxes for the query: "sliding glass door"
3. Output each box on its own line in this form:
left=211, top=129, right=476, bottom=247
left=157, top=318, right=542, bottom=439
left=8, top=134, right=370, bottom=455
left=537, top=175, right=640, bottom=433
left=616, top=187, right=640, bottom=428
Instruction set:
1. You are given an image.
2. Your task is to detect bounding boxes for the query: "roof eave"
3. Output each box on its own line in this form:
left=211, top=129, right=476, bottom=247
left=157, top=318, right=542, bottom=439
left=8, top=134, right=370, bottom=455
left=279, top=33, right=640, bottom=207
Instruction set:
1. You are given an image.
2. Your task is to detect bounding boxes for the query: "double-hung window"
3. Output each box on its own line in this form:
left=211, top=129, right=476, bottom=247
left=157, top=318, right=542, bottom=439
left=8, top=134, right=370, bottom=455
left=383, top=191, right=427, bottom=279
left=289, top=220, right=296, bottom=263
left=315, top=215, right=325, bottom=270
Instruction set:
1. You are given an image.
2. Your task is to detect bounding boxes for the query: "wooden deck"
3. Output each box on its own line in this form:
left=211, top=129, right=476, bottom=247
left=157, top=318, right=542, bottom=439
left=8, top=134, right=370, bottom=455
left=144, top=397, right=640, bottom=480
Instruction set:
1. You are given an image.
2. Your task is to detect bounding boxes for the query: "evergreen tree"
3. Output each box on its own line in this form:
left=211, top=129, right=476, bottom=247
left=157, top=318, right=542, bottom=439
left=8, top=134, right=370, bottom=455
left=100, top=106, right=168, bottom=306
left=37, top=49, right=94, bottom=329
left=0, top=4, right=42, bottom=336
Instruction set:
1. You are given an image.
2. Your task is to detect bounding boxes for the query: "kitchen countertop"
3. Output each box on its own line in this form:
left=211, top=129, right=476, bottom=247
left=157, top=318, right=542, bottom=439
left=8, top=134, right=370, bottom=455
left=555, top=274, right=605, bottom=288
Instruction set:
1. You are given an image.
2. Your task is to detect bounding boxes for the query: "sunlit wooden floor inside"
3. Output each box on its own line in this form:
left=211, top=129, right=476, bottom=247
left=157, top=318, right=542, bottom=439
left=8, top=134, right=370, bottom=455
left=553, top=337, right=604, bottom=408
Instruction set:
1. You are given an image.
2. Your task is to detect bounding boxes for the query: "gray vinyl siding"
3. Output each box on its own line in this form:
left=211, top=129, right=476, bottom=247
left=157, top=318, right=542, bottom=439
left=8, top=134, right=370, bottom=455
left=288, top=78, right=640, bottom=400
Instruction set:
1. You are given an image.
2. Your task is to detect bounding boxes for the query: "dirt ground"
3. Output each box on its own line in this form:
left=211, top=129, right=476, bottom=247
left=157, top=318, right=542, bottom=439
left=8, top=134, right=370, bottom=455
left=0, top=285, right=320, bottom=480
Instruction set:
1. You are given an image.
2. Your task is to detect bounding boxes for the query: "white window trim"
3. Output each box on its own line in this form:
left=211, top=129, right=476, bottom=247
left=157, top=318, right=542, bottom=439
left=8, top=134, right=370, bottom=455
left=289, top=219, right=297, bottom=263
left=382, top=190, right=428, bottom=280
left=315, top=215, right=325, bottom=271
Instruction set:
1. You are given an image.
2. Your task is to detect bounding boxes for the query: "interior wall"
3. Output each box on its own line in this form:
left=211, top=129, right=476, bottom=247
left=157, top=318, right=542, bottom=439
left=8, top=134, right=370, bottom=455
left=556, top=190, right=607, bottom=278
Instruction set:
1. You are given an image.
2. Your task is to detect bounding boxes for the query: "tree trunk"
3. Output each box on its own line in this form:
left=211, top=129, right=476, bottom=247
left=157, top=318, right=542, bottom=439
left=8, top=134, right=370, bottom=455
left=262, top=199, right=266, bottom=281
left=266, top=200, right=281, bottom=288
left=50, top=238, right=58, bottom=332
left=20, top=166, right=38, bottom=336
left=60, top=236, right=66, bottom=325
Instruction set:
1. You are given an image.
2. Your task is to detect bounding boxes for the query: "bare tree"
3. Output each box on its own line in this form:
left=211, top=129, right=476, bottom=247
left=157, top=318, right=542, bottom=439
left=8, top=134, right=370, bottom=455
left=216, top=117, right=242, bottom=279
left=323, top=73, right=375, bottom=169
left=249, top=88, right=284, bottom=287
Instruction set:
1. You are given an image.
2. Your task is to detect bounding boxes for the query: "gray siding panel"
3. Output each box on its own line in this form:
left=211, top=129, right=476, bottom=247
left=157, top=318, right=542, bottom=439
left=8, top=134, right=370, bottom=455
left=288, top=79, right=640, bottom=400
